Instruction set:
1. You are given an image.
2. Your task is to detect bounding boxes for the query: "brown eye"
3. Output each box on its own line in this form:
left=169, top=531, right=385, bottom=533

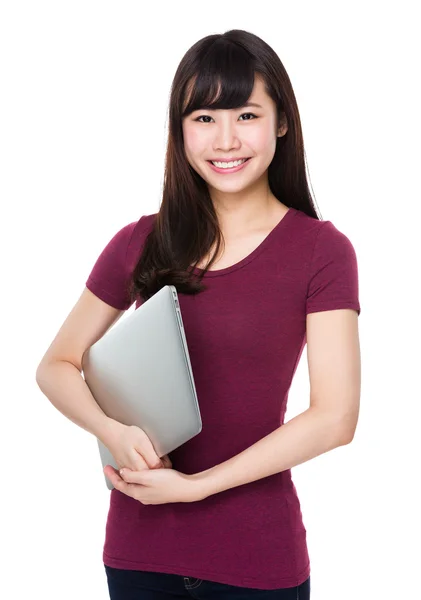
left=195, top=113, right=258, bottom=123
left=239, top=113, right=257, bottom=121
left=195, top=115, right=213, bottom=123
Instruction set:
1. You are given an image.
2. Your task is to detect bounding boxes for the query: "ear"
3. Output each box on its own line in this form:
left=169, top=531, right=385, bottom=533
left=277, top=112, right=288, bottom=137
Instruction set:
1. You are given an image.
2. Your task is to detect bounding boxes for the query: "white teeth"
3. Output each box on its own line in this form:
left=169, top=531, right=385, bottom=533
left=211, top=158, right=248, bottom=168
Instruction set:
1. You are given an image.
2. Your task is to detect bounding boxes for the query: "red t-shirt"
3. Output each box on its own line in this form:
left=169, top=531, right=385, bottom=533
left=85, top=207, right=361, bottom=590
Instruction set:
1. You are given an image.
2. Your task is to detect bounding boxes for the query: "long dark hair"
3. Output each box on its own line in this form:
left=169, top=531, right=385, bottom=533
left=128, top=29, right=320, bottom=304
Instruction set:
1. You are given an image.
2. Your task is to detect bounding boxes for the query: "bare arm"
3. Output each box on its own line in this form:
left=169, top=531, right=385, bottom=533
left=193, top=406, right=349, bottom=498
left=36, top=359, right=120, bottom=446
left=35, top=287, right=126, bottom=446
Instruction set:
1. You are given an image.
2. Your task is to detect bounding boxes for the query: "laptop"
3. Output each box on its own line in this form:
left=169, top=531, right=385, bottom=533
left=81, top=284, right=202, bottom=490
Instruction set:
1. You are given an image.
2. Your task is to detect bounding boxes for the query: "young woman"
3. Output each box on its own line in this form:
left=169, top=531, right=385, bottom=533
left=36, top=29, right=361, bottom=600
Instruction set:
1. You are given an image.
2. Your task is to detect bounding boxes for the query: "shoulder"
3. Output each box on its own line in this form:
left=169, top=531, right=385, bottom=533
left=87, top=213, right=156, bottom=272
left=127, top=212, right=157, bottom=247
left=106, top=212, right=158, bottom=253
left=298, top=211, right=361, bottom=316
left=122, top=212, right=158, bottom=271
left=293, top=209, right=357, bottom=257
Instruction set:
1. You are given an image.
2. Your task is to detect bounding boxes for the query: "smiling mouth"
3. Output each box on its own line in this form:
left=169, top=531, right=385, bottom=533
left=207, top=158, right=251, bottom=165
left=206, top=158, right=252, bottom=172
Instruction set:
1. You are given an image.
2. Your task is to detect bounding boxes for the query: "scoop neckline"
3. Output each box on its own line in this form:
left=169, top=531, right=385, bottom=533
left=190, top=206, right=298, bottom=278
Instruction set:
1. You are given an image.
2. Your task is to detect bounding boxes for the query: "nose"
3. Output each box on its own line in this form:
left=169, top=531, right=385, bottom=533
left=213, top=119, right=241, bottom=153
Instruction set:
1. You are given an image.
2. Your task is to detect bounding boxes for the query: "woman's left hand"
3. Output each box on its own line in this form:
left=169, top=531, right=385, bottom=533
left=104, top=465, right=205, bottom=505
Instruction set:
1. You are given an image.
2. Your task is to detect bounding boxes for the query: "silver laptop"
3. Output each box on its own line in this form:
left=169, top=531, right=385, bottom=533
left=81, top=284, right=202, bottom=490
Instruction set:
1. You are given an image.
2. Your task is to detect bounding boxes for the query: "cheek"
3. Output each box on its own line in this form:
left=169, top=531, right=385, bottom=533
left=183, top=126, right=207, bottom=155
left=246, top=125, right=276, bottom=152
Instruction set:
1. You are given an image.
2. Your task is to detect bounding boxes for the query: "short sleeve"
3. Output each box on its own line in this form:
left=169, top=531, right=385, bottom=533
left=306, top=221, right=361, bottom=316
left=85, top=221, right=138, bottom=310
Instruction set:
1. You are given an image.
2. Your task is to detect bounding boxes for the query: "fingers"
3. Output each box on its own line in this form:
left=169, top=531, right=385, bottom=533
left=161, top=454, right=173, bottom=468
left=133, top=434, right=163, bottom=469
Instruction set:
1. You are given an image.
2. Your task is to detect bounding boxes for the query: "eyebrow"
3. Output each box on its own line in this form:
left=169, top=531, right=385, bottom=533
left=193, top=101, right=263, bottom=112
left=240, top=102, right=263, bottom=109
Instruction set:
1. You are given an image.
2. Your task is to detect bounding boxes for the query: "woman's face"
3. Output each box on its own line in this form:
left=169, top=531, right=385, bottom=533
left=181, top=76, right=287, bottom=196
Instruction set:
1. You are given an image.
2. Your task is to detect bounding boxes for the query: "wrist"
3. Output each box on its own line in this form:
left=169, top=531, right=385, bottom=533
left=96, top=417, right=124, bottom=446
left=189, top=467, right=217, bottom=500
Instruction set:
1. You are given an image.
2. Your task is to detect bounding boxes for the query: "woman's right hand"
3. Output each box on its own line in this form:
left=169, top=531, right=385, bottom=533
left=103, top=421, right=172, bottom=471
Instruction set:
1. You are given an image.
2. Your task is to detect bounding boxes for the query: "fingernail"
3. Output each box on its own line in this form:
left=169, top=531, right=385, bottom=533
left=119, top=469, right=125, bottom=476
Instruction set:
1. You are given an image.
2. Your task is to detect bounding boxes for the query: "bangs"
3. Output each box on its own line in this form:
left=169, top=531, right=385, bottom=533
left=181, top=40, right=257, bottom=117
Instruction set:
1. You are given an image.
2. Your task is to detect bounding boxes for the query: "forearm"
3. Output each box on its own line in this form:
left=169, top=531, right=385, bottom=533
left=195, top=407, right=351, bottom=498
left=35, top=360, right=120, bottom=445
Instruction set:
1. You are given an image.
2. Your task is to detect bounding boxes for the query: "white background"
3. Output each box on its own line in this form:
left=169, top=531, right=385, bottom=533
left=1, top=1, right=420, bottom=599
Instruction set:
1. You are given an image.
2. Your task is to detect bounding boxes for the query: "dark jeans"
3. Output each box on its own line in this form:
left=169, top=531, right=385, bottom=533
left=104, top=565, right=311, bottom=599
